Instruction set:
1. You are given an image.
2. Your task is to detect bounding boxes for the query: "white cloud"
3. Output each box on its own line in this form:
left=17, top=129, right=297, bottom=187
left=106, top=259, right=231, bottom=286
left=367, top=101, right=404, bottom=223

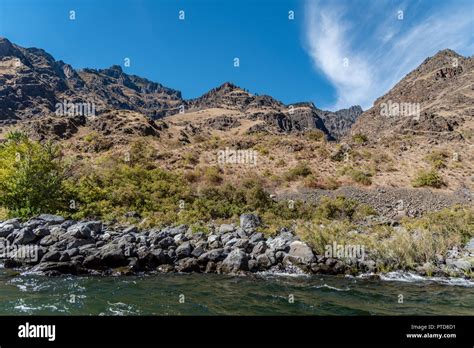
left=304, top=0, right=474, bottom=110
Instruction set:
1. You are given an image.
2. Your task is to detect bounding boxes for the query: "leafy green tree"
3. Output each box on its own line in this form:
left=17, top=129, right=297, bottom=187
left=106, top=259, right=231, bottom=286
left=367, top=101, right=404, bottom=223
left=0, top=133, right=66, bottom=217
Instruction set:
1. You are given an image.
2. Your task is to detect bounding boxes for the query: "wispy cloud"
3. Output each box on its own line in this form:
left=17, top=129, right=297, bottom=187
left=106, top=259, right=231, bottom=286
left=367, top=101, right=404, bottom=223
left=304, top=0, right=474, bottom=110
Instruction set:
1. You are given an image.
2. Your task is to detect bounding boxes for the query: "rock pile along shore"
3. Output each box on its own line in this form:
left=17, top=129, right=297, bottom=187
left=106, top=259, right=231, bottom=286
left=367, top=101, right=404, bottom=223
left=0, top=213, right=472, bottom=277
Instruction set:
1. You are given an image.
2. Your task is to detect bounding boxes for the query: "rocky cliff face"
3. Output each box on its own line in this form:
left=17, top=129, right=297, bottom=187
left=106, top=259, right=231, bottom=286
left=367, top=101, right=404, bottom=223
left=0, top=37, right=183, bottom=122
left=0, top=38, right=360, bottom=140
left=348, top=49, right=473, bottom=142
left=185, top=83, right=334, bottom=137
left=314, top=105, right=363, bottom=140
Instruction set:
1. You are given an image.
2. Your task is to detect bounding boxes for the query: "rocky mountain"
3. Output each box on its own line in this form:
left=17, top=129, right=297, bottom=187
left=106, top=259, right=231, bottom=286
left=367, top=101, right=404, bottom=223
left=0, top=38, right=361, bottom=140
left=183, top=83, right=335, bottom=138
left=314, top=105, right=363, bottom=140
left=349, top=49, right=473, bottom=143
left=0, top=37, right=183, bottom=122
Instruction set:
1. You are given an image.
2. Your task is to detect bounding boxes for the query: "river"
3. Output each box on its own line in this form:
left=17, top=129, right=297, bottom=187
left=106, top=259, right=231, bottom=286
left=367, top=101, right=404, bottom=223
left=1, top=265, right=472, bottom=315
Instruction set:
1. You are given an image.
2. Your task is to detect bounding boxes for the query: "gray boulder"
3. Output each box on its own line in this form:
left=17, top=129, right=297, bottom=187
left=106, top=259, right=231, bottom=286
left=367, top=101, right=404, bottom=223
left=220, top=233, right=235, bottom=245
left=33, top=226, right=50, bottom=238
left=198, top=248, right=226, bottom=263
left=0, top=223, right=16, bottom=238
left=234, top=238, right=249, bottom=250
left=175, top=257, right=200, bottom=272
left=283, top=241, right=316, bottom=269
left=33, top=261, right=81, bottom=275
left=164, top=225, right=188, bottom=237
left=13, top=228, right=36, bottom=245
left=256, top=254, right=272, bottom=270
left=0, top=218, right=21, bottom=229
left=99, top=244, right=127, bottom=267
left=266, top=236, right=291, bottom=252
left=219, top=224, right=236, bottom=234
left=157, top=236, right=175, bottom=249
left=240, top=213, right=261, bottom=231
left=251, top=241, right=267, bottom=256
left=39, top=234, right=58, bottom=247
left=42, top=250, right=61, bottom=262
left=176, top=241, right=193, bottom=259
left=221, top=249, right=249, bottom=274
left=191, top=242, right=206, bottom=258
left=150, top=249, right=169, bottom=265
left=249, top=232, right=265, bottom=244
left=38, top=214, right=65, bottom=225
left=122, top=225, right=138, bottom=234
left=67, top=224, right=92, bottom=239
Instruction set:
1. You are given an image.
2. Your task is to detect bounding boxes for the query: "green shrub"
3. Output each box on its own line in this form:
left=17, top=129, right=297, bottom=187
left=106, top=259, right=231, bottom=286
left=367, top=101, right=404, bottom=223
left=306, top=129, right=325, bottom=142
left=338, top=166, right=372, bottom=185
left=275, top=159, right=286, bottom=167
left=284, top=162, right=312, bottom=181
left=349, top=169, right=372, bottom=185
left=202, top=166, right=223, bottom=184
left=425, top=150, right=448, bottom=169
left=315, top=196, right=375, bottom=222
left=352, top=134, right=368, bottom=144
left=0, top=136, right=67, bottom=218
left=412, top=169, right=445, bottom=188
left=183, top=151, right=200, bottom=165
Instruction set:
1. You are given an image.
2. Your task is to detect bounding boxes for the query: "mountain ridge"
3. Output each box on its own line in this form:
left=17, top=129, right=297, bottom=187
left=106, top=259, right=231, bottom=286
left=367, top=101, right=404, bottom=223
left=0, top=37, right=362, bottom=140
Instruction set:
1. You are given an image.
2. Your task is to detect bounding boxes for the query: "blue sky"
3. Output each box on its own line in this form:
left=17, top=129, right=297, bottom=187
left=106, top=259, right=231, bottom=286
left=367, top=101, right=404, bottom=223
left=0, top=0, right=473, bottom=110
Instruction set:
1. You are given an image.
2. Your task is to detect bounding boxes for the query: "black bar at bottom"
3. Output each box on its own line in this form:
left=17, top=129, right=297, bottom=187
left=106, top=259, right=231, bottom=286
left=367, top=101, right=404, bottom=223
left=0, top=316, right=471, bottom=346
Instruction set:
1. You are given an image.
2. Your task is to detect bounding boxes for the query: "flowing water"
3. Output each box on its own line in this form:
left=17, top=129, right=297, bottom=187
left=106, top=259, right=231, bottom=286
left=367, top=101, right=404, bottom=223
left=1, top=265, right=473, bottom=315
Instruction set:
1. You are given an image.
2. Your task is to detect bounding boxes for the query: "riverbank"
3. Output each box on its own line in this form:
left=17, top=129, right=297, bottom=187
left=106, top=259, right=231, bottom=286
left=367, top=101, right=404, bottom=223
left=1, top=213, right=472, bottom=278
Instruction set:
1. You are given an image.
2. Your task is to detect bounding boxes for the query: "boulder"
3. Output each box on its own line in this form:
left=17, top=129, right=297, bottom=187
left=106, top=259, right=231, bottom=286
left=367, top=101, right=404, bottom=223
left=39, top=234, right=58, bottom=247
left=284, top=241, right=316, bottom=268
left=234, top=238, right=249, bottom=250
left=266, top=237, right=290, bottom=252
left=24, top=219, right=44, bottom=229
left=173, top=233, right=188, bottom=245
left=248, top=259, right=258, bottom=272
left=13, top=228, right=36, bottom=245
left=221, top=249, right=249, bottom=274
left=83, top=253, right=102, bottom=269
left=191, top=242, right=206, bottom=258
left=240, top=213, right=261, bottom=231
left=164, top=225, right=188, bottom=237
left=219, top=224, right=236, bottom=234
left=220, top=233, right=235, bottom=245
left=123, top=225, right=138, bottom=234
left=99, top=244, right=127, bottom=267
left=156, top=236, right=175, bottom=249
left=175, top=257, right=200, bottom=272
left=64, top=248, right=80, bottom=258
left=225, top=237, right=239, bottom=248
left=32, top=261, right=81, bottom=275
left=446, top=258, right=472, bottom=272
left=198, top=248, right=226, bottom=263
left=0, top=218, right=21, bottom=230
left=0, top=223, right=16, bottom=238
left=41, top=250, right=61, bottom=262
left=176, top=241, right=193, bottom=259
left=60, top=220, right=76, bottom=230
left=249, top=232, right=265, bottom=244
left=67, top=224, right=92, bottom=239
left=66, top=237, right=95, bottom=250
left=150, top=248, right=169, bottom=265
left=33, top=226, right=50, bottom=238
left=251, top=241, right=267, bottom=256
left=37, top=214, right=65, bottom=225
left=256, top=254, right=272, bottom=270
